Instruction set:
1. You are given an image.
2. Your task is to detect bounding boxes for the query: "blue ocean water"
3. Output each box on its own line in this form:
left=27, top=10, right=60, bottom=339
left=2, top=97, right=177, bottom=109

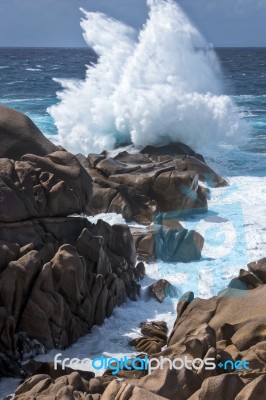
left=217, top=48, right=266, bottom=154
left=0, top=47, right=97, bottom=136
left=0, top=47, right=265, bottom=155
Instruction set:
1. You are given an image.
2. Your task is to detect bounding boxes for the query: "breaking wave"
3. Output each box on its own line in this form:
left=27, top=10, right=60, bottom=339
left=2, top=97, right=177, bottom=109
left=49, top=0, right=247, bottom=154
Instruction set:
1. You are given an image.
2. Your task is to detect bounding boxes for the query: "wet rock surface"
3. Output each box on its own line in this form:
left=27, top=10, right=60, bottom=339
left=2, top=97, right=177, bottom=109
left=8, top=259, right=266, bottom=399
left=131, top=222, right=204, bottom=263
left=129, top=321, right=168, bottom=355
left=0, top=150, right=92, bottom=222
left=0, top=108, right=142, bottom=379
left=83, top=143, right=227, bottom=225
left=0, top=105, right=57, bottom=160
left=0, top=217, right=141, bottom=378
left=148, top=280, right=177, bottom=303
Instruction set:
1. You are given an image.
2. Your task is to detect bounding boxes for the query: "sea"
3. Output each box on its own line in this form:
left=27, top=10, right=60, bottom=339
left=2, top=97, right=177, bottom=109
left=0, top=1, right=265, bottom=397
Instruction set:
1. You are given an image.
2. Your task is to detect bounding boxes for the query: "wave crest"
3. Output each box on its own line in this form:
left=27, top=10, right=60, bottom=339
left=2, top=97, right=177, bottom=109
left=49, top=0, right=247, bottom=154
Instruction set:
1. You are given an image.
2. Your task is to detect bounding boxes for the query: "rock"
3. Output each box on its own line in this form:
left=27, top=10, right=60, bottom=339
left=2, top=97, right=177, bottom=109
left=134, top=262, right=146, bottom=281
left=0, top=150, right=93, bottom=222
left=96, top=157, right=141, bottom=177
left=131, top=224, right=204, bottom=263
left=12, top=372, right=92, bottom=399
left=131, top=226, right=156, bottom=262
left=168, top=284, right=266, bottom=354
left=129, top=337, right=163, bottom=356
left=88, top=377, right=105, bottom=395
left=0, top=109, right=144, bottom=382
left=140, top=142, right=204, bottom=161
left=140, top=321, right=168, bottom=340
left=84, top=142, right=227, bottom=224
left=0, top=332, right=45, bottom=378
left=235, top=375, right=266, bottom=399
left=22, top=360, right=95, bottom=382
left=130, top=321, right=168, bottom=355
left=8, top=260, right=266, bottom=399
left=114, top=151, right=153, bottom=164
left=148, top=279, right=177, bottom=303
left=137, top=363, right=202, bottom=399
left=188, top=374, right=245, bottom=400
left=0, top=241, right=20, bottom=273
left=0, top=217, right=142, bottom=377
left=180, top=156, right=228, bottom=188
left=0, top=105, right=57, bottom=160
left=156, top=226, right=204, bottom=263
left=167, top=261, right=266, bottom=385
left=228, top=269, right=263, bottom=290
left=101, top=380, right=169, bottom=400
left=176, top=291, right=194, bottom=318
left=248, top=258, right=266, bottom=284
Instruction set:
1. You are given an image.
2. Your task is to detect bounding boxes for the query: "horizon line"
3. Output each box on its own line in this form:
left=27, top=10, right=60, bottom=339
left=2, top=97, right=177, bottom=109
left=0, top=45, right=266, bottom=49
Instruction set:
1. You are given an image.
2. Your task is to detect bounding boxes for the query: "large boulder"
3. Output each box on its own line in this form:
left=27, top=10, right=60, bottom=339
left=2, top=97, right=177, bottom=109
left=168, top=278, right=266, bottom=357
left=129, top=321, right=168, bottom=355
left=0, top=105, right=57, bottom=160
left=131, top=223, right=204, bottom=263
left=0, top=150, right=92, bottom=222
left=148, top=279, right=177, bottom=303
left=248, top=258, right=266, bottom=283
left=84, top=144, right=227, bottom=225
left=140, top=142, right=205, bottom=161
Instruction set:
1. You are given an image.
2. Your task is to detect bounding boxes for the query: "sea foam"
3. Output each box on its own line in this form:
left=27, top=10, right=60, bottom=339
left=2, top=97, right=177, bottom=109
left=49, top=0, right=247, bottom=155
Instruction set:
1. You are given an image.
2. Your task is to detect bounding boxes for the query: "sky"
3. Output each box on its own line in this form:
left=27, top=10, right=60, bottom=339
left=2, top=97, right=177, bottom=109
left=0, top=0, right=265, bottom=47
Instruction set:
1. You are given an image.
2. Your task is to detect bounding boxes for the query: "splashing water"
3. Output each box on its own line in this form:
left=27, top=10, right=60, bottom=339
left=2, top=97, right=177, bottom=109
left=49, top=0, right=247, bottom=155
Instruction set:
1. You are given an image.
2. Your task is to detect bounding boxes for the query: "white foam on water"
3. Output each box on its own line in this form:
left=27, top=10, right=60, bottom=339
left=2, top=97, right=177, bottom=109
left=49, top=0, right=247, bottom=155
left=87, top=212, right=127, bottom=226
left=25, top=68, right=42, bottom=71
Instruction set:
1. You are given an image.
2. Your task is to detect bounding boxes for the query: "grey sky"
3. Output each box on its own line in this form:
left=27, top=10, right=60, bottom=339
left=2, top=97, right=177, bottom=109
left=0, top=0, right=265, bottom=47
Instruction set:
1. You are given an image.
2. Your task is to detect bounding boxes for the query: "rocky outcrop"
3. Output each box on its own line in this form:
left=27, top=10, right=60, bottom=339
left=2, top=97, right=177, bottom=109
left=81, top=143, right=227, bottom=225
left=0, top=150, right=92, bottom=222
left=10, top=259, right=266, bottom=399
left=3, top=107, right=258, bottom=400
left=8, top=372, right=101, bottom=400
left=0, top=107, right=143, bottom=379
left=248, top=258, right=266, bottom=283
left=148, top=280, right=177, bottom=303
left=0, top=105, right=57, bottom=160
left=131, top=223, right=204, bottom=263
left=0, top=217, right=142, bottom=377
left=129, top=321, right=168, bottom=355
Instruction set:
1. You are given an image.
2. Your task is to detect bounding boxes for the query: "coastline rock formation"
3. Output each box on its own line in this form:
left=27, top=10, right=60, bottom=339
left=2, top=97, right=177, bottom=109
left=131, top=223, right=204, bottom=263
left=0, top=107, right=142, bottom=379
left=129, top=321, right=168, bottom=355
left=79, top=143, right=227, bottom=225
left=0, top=105, right=57, bottom=160
left=0, top=217, right=141, bottom=378
left=9, top=259, right=266, bottom=399
left=0, top=150, right=92, bottom=222
left=1, top=107, right=239, bottom=399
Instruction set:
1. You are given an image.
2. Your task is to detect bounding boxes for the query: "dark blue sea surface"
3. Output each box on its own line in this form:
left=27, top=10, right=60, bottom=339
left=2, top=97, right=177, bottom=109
left=0, top=47, right=265, bottom=153
left=217, top=48, right=266, bottom=154
left=0, top=47, right=96, bottom=135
